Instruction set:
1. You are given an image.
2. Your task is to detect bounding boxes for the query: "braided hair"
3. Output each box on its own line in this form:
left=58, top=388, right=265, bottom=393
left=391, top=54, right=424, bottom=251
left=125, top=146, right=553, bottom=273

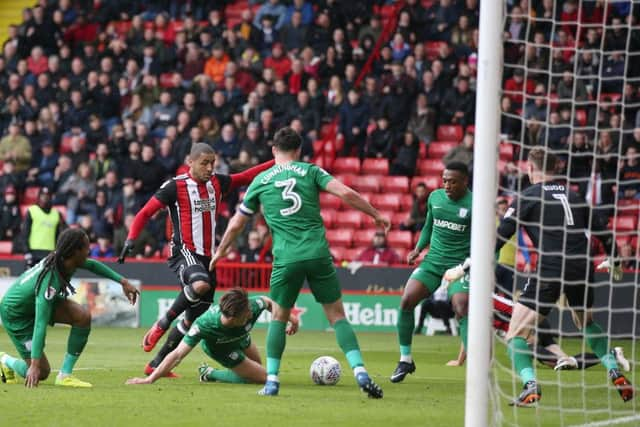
left=34, top=228, right=89, bottom=297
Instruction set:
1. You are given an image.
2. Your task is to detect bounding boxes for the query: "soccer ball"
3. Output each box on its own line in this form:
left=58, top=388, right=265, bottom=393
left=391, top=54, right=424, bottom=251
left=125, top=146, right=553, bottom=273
left=310, top=356, right=341, bottom=385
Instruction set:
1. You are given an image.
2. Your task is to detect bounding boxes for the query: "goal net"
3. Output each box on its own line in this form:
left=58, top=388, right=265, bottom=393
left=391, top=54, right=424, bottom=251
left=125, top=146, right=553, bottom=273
left=486, top=1, right=639, bottom=426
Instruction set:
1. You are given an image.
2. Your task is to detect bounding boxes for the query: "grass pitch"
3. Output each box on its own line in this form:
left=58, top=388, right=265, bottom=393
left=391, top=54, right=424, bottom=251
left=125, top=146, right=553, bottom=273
left=0, top=327, right=637, bottom=426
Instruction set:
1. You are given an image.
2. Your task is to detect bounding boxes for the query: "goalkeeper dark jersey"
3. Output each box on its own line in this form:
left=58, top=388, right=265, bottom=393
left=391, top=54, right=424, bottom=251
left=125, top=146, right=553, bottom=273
left=495, top=181, right=612, bottom=279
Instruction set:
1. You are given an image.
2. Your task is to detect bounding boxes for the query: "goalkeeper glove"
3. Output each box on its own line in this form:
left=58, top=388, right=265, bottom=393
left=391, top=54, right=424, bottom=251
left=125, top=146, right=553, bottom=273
left=596, top=257, right=623, bottom=281
left=117, top=240, right=134, bottom=264
left=444, top=257, right=471, bottom=282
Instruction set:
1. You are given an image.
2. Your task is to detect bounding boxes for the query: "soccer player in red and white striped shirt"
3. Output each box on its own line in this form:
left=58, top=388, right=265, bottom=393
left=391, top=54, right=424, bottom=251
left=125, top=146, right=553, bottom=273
left=120, top=143, right=273, bottom=376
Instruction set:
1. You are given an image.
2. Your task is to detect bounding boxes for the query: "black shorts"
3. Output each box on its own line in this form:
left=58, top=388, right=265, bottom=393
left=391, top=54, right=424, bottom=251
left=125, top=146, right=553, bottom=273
left=168, top=246, right=216, bottom=322
left=519, top=271, right=594, bottom=316
left=495, top=263, right=515, bottom=294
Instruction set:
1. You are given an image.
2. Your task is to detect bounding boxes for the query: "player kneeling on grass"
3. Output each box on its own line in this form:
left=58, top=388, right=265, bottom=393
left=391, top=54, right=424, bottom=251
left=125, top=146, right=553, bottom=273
left=126, top=288, right=298, bottom=385
left=0, top=228, right=138, bottom=388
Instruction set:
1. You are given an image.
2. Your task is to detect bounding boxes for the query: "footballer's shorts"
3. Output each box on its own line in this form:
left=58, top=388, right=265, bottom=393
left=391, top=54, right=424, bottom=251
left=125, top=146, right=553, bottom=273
left=447, top=274, right=470, bottom=299
left=269, top=257, right=341, bottom=309
left=409, top=260, right=448, bottom=294
left=519, top=269, right=594, bottom=317
left=168, top=246, right=216, bottom=321
left=200, top=336, right=251, bottom=369
left=0, top=306, right=35, bottom=359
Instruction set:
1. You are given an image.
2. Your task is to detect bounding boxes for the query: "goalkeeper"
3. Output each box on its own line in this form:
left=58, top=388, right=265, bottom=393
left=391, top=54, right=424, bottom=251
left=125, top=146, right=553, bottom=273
left=493, top=148, right=632, bottom=406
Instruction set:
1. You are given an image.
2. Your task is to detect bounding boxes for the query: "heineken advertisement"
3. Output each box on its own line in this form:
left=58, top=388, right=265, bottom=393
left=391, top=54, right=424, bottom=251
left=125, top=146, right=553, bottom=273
left=140, top=289, right=403, bottom=332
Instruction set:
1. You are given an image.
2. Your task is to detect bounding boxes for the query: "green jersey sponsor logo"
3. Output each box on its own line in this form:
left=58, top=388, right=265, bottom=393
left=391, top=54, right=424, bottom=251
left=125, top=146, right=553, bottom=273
left=433, top=218, right=468, bottom=232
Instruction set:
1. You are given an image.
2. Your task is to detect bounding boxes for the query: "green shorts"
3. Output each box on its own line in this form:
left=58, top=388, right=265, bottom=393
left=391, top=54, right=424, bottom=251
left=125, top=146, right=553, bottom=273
left=200, top=336, right=251, bottom=369
left=447, top=273, right=470, bottom=299
left=269, top=257, right=341, bottom=309
left=408, top=260, right=449, bottom=294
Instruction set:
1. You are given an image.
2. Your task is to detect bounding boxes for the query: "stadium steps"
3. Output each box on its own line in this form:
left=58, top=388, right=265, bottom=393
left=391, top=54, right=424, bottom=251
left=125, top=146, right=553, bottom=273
left=0, top=0, right=32, bottom=45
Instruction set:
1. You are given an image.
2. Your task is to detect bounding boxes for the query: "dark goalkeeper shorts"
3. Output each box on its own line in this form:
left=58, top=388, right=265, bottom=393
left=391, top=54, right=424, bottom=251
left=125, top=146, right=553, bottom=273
left=519, top=273, right=594, bottom=317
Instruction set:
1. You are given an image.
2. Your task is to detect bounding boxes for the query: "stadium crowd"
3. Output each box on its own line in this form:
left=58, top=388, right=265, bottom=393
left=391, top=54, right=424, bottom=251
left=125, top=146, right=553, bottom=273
left=0, top=0, right=638, bottom=263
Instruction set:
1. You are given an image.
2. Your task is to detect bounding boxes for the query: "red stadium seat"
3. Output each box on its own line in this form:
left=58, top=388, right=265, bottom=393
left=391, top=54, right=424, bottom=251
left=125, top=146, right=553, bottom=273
left=499, top=143, right=514, bottom=161
left=436, top=125, right=463, bottom=142
left=332, top=157, right=361, bottom=175
left=400, top=194, right=414, bottom=211
left=334, top=174, right=356, bottom=187
left=334, top=210, right=364, bottom=229
left=600, top=93, right=623, bottom=103
left=0, top=240, right=12, bottom=254
left=319, top=193, right=341, bottom=210
left=419, top=142, right=428, bottom=159
left=350, top=175, right=380, bottom=193
left=361, top=158, right=389, bottom=175
left=380, top=176, right=409, bottom=193
left=344, top=248, right=364, bottom=262
left=394, top=247, right=408, bottom=264
left=411, top=176, right=441, bottom=193
left=330, top=246, right=347, bottom=262
left=320, top=209, right=337, bottom=228
left=417, top=159, right=445, bottom=175
left=428, top=141, right=457, bottom=158
left=353, top=229, right=377, bottom=247
left=610, top=216, right=637, bottom=232
left=387, top=231, right=413, bottom=249
left=370, top=194, right=402, bottom=212
left=391, top=211, right=408, bottom=229
left=22, top=187, right=40, bottom=205
left=617, top=199, right=640, bottom=217
left=313, top=140, right=324, bottom=156
left=326, top=229, right=354, bottom=248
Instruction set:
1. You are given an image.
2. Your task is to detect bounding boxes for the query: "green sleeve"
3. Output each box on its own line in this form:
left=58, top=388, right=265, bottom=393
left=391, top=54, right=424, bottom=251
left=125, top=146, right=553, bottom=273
left=82, top=259, right=124, bottom=283
left=182, top=321, right=203, bottom=347
left=31, top=272, right=59, bottom=359
left=312, top=165, right=334, bottom=190
left=250, top=297, right=267, bottom=322
left=239, top=179, right=261, bottom=215
left=415, top=195, right=433, bottom=251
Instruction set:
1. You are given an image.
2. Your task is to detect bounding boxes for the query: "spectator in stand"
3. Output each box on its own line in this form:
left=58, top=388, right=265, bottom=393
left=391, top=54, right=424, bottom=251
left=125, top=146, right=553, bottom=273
left=264, top=43, right=292, bottom=80
left=557, top=69, right=587, bottom=103
left=66, top=133, right=90, bottom=170
left=26, top=45, right=48, bottom=76
left=213, top=124, right=241, bottom=163
left=285, top=0, right=313, bottom=27
left=391, top=132, right=420, bottom=177
left=307, top=10, right=332, bottom=55
left=356, top=230, right=401, bottom=266
left=567, top=132, right=593, bottom=197
left=288, top=90, right=319, bottom=141
left=0, top=121, right=32, bottom=172
left=619, top=242, right=638, bottom=271
left=257, top=15, right=279, bottom=57
left=408, top=93, right=435, bottom=144
left=401, top=182, right=428, bottom=232
left=524, top=83, right=548, bottom=122
left=0, top=185, right=22, bottom=249
left=289, top=118, right=314, bottom=162
left=440, top=76, right=475, bottom=127
left=504, top=68, right=535, bottom=109
left=270, top=79, right=293, bottom=126
left=339, top=88, right=370, bottom=158
left=59, top=162, right=96, bottom=224
left=26, top=140, right=58, bottom=189
left=601, top=52, right=625, bottom=94
left=240, top=230, right=273, bottom=263
left=132, top=144, right=167, bottom=205
left=157, top=137, right=178, bottom=176
left=366, top=116, right=393, bottom=159
left=596, top=131, right=618, bottom=209
left=78, top=214, right=97, bottom=243
left=500, top=95, right=522, bottom=141
left=22, top=187, right=65, bottom=268
left=254, top=0, right=287, bottom=31
left=281, top=11, right=308, bottom=54
left=204, top=43, right=230, bottom=86
left=144, top=90, right=178, bottom=136
left=234, top=10, right=260, bottom=48
left=242, top=121, right=272, bottom=164
left=443, top=131, right=474, bottom=171
left=90, top=233, right=115, bottom=258
left=619, top=146, right=640, bottom=199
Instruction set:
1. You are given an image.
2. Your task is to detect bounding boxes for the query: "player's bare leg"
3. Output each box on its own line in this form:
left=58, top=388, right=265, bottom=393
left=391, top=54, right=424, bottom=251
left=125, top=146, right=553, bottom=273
left=506, top=303, right=542, bottom=406
left=51, top=299, right=93, bottom=387
left=322, top=299, right=383, bottom=398
left=392, top=279, right=429, bottom=383
left=571, top=309, right=633, bottom=402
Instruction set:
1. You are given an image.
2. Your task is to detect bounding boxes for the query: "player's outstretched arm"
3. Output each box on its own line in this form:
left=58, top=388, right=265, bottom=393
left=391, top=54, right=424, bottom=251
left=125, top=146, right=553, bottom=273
left=82, top=259, right=139, bottom=304
left=227, top=160, right=275, bottom=190
left=119, top=196, right=166, bottom=263
left=446, top=343, right=467, bottom=367
left=324, top=179, right=390, bottom=231
left=210, top=211, right=251, bottom=271
left=126, top=341, right=194, bottom=385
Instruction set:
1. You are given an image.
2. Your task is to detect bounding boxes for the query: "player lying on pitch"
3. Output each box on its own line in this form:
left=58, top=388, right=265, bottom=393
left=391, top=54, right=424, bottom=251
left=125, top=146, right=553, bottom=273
left=0, top=228, right=138, bottom=388
left=125, top=288, right=298, bottom=385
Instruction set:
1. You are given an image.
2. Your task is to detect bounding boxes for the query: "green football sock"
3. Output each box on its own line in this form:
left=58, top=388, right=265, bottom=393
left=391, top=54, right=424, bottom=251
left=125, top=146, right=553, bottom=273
left=398, top=309, right=414, bottom=356
left=508, top=337, right=536, bottom=385
left=334, top=318, right=363, bottom=368
left=458, top=316, right=468, bottom=351
left=2, top=354, right=27, bottom=377
left=208, top=369, right=247, bottom=384
left=584, top=322, right=618, bottom=371
left=61, top=326, right=91, bottom=375
left=266, top=320, right=286, bottom=376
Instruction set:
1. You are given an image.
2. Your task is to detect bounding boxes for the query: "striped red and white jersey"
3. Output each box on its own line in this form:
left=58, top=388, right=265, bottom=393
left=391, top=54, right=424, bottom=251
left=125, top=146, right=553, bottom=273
left=492, top=292, right=514, bottom=333
left=154, top=173, right=231, bottom=257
